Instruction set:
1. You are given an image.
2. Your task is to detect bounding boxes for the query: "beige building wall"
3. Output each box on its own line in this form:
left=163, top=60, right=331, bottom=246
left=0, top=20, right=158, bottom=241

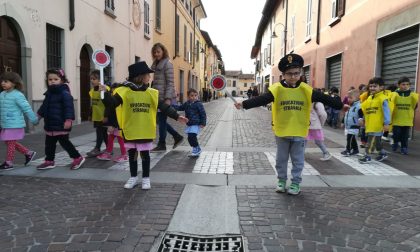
left=1, top=0, right=153, bottom=127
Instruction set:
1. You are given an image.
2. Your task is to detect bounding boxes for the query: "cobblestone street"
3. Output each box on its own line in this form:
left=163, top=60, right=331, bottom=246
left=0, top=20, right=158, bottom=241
left=1, top=98, right=420, bottom=252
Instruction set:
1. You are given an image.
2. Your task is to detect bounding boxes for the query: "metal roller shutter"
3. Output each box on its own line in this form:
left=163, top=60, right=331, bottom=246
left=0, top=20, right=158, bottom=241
left=327, top=54, right=342, bottom=90
left=303, top=65, right=310, bottom=84
left=381, top=26, right=419, bottom=87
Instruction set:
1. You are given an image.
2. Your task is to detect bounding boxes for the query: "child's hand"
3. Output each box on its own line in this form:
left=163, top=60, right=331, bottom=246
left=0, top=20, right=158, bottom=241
left=107, top=126, right=115, bottom=133
left=234, top=102, right=243, bottom=110
left=103, top=117, right=108, bottom=123
left=177, top=116, right=188, bottom=124
left=342, top=104, right=350, bottom=112
left=200, top=125, right=205, bottom=128
left=340, top=123, right=344, bottom=129
left=98, top=85, right=107, bottom=92
left=64, top=119, right=72, bottom=129
left=383, top=125, right=390, bottom=132
left=358, top=119, right=364, bottom=127
left=164, top=98, right=172, bottom=105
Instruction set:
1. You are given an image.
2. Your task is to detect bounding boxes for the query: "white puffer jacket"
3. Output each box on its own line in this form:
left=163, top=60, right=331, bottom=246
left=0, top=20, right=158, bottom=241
left=309, top=102, right=327, bottom=129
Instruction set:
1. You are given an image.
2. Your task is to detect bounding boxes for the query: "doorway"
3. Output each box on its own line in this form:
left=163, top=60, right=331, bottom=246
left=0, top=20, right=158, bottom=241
left=79, top=45, right=91, bottom=121
left=0, top=16, right=21, bottom=76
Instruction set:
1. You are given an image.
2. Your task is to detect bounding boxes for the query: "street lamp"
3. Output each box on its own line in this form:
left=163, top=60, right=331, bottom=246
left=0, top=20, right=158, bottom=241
left=271, top=22, right=287, bottom=57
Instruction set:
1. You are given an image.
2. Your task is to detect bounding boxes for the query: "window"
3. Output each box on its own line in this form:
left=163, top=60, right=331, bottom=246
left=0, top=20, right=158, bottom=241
left=227, top=80, right=231, bottom=87
left=104, top=45, right=114, bottom=84
left=233, top=80, right=236, bottom=87
left=184, top=25, right=187, bottom=60
left=244, top=83, right=247, bottom=88
left=46, top=24, right=63, bottom=69
left=105, top=0, right=116, bottom=18
left=331, top=0, right=345, bottom=19
left=267, top=43, right=271, bottom=65
left=144, top=1, right=150, bottom=37
left=175, top=15, right=180, bottom=56
left=196, top=40, right=200, bottom=61
left=189, top=32, right=193, bottom=64
left=155, top=0, right=161, bottom=31
left=306, top=0, right=312, bottom=38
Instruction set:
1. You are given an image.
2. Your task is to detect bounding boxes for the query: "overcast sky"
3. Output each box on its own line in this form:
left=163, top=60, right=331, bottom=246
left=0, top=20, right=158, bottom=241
left=200, top=0, right=266, bottom=74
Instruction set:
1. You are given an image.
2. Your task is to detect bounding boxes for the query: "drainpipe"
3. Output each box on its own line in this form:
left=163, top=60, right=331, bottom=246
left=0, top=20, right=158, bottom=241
left=316, top=0, right=321, bottom=44
left=284, top=0, right=288, bottom=56
left=173, top=0, right=178, bottom=60
left=192, top=3, right=202, bottom=69
left=69, top=0, right=75, bottom=31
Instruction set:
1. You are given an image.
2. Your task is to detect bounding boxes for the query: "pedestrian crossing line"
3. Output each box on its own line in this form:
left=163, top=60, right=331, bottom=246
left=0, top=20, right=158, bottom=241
left=329, top=150, right=408, bottom=176
left=264, top=152, right=321, bottom=176
left=192, top=151, right=234, bottom=174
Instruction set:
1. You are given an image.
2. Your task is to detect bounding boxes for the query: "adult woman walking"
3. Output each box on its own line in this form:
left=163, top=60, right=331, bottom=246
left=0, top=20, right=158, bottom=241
left=151, top=43, right=184, bottom=151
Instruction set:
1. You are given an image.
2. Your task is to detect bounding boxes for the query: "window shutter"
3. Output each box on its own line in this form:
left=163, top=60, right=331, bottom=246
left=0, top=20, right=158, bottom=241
left=337, top=0, right=345, bottom=17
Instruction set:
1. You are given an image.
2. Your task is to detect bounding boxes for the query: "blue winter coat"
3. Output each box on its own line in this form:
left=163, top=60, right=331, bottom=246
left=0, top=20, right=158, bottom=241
left=0, top=89, right=38, bottom=128
left=175, top=100, right=206, bottom=126
left=343, top=100, right=361, bottom=134
left=37, top=84, right=75, bottom=131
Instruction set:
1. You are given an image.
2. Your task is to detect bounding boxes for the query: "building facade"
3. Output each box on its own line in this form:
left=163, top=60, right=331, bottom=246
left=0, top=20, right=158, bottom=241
left=252, top=0, right=420, bottom=130
left=0, top=0, right=154, bottom=127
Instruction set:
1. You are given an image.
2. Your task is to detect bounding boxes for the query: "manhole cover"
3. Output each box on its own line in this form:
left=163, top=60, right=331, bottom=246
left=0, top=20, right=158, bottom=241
left=157, top=232, right=244, bottom=252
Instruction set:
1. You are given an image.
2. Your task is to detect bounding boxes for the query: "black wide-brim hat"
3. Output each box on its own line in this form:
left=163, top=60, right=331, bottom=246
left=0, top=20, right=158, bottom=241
left=278, top=53, right=304, bottom=72
left=128, top=61, right=154, bottom=79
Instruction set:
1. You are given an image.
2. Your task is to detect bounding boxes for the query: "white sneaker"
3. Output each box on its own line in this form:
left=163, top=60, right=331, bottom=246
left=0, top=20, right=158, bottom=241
left=142, top=177, right=151, bottom=190
left=124, top=177, right=139, bottom=189
left=320, top=152, right=332, bottom=161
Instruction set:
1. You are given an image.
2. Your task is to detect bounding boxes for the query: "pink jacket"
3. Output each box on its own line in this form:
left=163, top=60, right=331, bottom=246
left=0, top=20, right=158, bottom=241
left=309, top=102, right=327, bottom=129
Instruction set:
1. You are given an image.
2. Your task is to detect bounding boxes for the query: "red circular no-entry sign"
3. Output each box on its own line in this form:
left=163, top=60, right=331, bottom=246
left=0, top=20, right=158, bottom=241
left=92, top=49, right=111, bottom=68
left=210, top=75, right=227, bottom=91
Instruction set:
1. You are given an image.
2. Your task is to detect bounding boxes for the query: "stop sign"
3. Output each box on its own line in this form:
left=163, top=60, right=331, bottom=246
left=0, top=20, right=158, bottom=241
left=210, top=75, right=227, bottom=91
left=92, top=49, right=110, bottom=68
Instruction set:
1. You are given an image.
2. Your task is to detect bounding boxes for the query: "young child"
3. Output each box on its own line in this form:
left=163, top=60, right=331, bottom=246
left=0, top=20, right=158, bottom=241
left=176, top=88, right=206, bottom=157
left=97, top=83, right=128, bottom=162
left=36, top=69, right=85, bottom=170
left=0, top=72, right=38, bottom=170
left=86, top=70, right=109, bottom=157
left=328, top=87, right=341, bottom=129
left=234, top=54, right=343, bottom=195
left=390, top=77, right=418, bottom=154
left=101, top=61, right=187, bottom=189
left=359, top=77, right=391, bottom=163
left=341, top=89, right=361, bottom=156
left=307, top=102, right=331, bottom=161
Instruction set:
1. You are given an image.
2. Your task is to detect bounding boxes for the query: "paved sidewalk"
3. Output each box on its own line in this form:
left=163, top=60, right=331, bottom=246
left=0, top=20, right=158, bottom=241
left=1, top=98, right=420, bottom=252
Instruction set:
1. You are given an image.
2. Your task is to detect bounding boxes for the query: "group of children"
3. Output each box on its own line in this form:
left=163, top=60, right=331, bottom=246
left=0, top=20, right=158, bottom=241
left=340, top=77, right=418, bottom=163
left=0, top=59, right=207, bottom=190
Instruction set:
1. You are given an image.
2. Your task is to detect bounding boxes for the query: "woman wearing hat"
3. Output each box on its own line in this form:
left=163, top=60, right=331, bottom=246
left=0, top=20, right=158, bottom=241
left=100, top=61, right=188, bottom=190
left=234, top=54, right=343, bottom=195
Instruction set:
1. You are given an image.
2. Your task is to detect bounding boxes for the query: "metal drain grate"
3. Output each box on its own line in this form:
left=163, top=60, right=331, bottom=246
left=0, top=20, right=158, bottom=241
left=157, top=233, right=244, bottom=252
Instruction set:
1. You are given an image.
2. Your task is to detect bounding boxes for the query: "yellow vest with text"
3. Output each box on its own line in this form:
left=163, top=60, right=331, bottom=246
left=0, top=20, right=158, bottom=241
left=361, top=92, right=387, bottom=133
left=269, top=82, right=312, bottom=137
left=89, top=86, right=110, bottom=121
left=114, top=87, right=158, bottom=140
left=391, top=92, right=419, bottom=126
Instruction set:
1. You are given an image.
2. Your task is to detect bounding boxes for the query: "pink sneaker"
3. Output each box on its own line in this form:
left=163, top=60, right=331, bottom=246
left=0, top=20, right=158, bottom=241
left=97, top=152, right=112, bottom=161
left=113, top=155, right=128, bottom=163
left=71, top=156, right=85, bottom=170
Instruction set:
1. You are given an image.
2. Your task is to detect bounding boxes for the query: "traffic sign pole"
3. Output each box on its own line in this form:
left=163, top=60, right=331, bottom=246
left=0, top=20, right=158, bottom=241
left=100, top=67, right=104, bottom=99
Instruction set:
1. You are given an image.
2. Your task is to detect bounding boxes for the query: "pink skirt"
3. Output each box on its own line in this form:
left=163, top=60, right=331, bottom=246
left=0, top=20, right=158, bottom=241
left=306, top=129, right=324, bottom=141
left=0, top=128, right=25, bottom=141
left=124, top=142, right=153, bottom=151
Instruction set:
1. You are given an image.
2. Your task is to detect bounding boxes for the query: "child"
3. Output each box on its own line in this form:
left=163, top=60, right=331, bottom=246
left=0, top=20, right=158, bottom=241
left=341, top=89, right=361, bottom=156
left=358, top=84, right=368, bottom=148
left=176, top=89, right=206, bottom=157
left=390, top=77, right=418, bottom=154
left=97, top=83, right=128, bottom=162
left=36, top=69, right=85, bottom=170
left=358, top=77, right=391, bottom=163
left=307, top=102, right=331, bottom=161
left=101, top=61, right=187, bottom=189
left=234, top=54, right=343, bottom=195
left=0, top=72, right=38, bottom=170
left=328, top=87, right=341, bottom=128
left=86, top=70, right=109, bottom=157
left=381, top=84, right=397, bottom=142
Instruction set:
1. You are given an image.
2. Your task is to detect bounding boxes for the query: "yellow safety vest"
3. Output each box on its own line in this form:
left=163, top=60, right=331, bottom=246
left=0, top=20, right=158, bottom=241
left=359, top=91, right=368, bottom=102
left=89, top=86, right=110, bottom=122
left=391, top=92, right=419, bottom=126
left=361, top=92, right=387, bottom=133
left=114, top=86, right=158, bottom=140
left=269, top=82, right=312, bottom=137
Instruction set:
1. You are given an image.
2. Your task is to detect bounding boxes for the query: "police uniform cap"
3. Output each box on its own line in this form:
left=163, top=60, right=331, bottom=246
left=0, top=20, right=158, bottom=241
left=278, top=54, right=304, bottom=72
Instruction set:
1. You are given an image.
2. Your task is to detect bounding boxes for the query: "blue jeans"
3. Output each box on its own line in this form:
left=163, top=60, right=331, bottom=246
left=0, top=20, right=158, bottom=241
left=158, top=112, right=180, bottom=145
left=275, top=136, right=306, bottom=184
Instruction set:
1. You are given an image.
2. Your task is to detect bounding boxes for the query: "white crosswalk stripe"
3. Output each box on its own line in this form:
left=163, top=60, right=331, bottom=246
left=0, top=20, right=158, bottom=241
left=192, top=151, right=234, bottom=174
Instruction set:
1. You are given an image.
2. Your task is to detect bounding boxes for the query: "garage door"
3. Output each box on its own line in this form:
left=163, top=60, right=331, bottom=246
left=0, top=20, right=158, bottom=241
left=381, top=26, right=419, bottom=88
left=327, top=54, right=342, bottom=90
